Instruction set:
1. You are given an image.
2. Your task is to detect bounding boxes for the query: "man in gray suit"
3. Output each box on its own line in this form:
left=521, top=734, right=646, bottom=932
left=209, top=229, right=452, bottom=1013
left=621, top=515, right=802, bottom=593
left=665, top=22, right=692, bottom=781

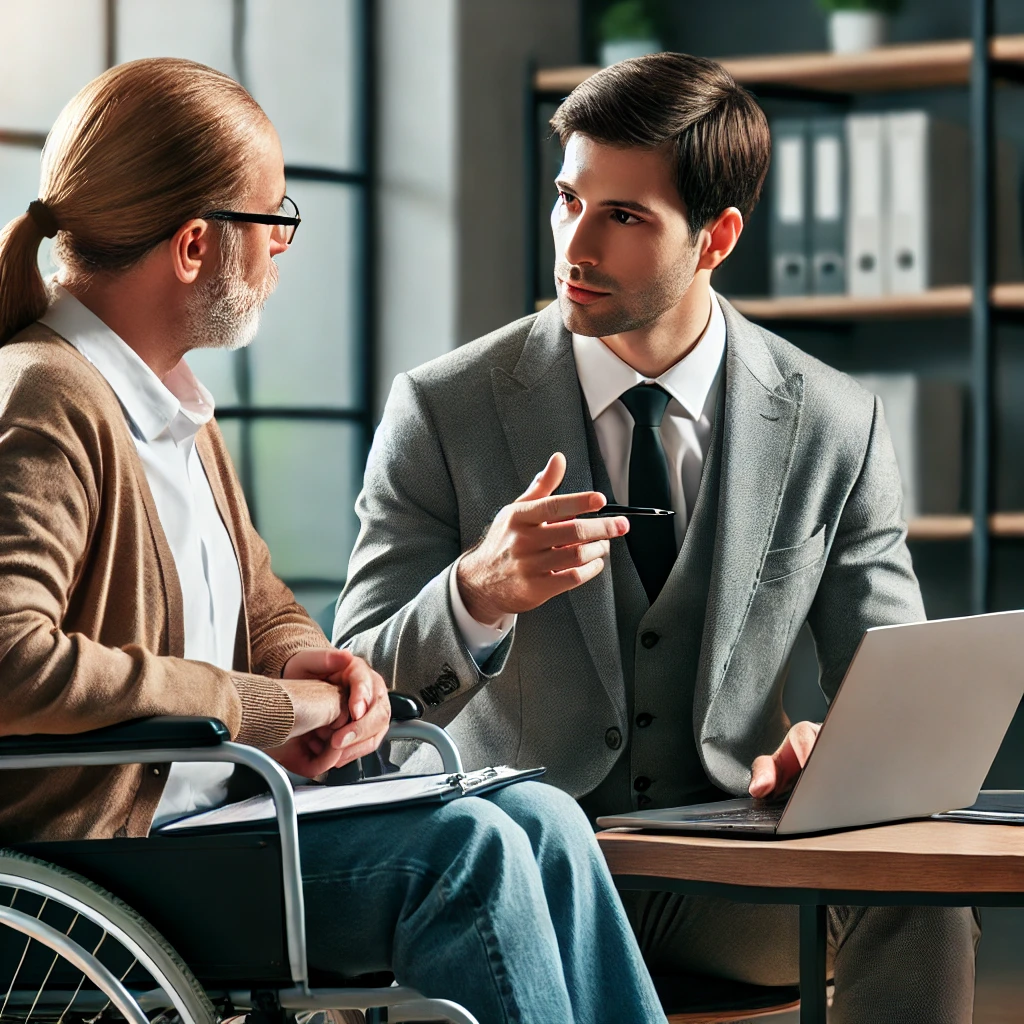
left=335, top=53, right=978, bottom=1021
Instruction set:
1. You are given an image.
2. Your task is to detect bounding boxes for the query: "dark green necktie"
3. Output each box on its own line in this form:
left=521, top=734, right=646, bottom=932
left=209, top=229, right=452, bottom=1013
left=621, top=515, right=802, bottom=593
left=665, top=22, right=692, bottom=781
left=620, top=383, right=677, bottom=602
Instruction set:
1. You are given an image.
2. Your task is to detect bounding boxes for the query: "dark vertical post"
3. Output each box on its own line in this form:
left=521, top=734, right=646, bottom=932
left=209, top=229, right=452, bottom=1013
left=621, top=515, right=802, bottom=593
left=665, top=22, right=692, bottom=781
left=970, top=0, right=995, bottom=614
left=230, top=0, right=256, bottom=519
left=360, top=0, right=378, bottom=444
left=104, top=0, right=117, bottom=68
left=799, top=903, right=828, bottom=1024
left=524, top=59, right=539, bottom=315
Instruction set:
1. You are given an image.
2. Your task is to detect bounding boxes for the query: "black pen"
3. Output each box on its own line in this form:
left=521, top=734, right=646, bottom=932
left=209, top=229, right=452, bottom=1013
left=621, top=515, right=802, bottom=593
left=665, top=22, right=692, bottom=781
left=578, top=504, right=675, bottom=519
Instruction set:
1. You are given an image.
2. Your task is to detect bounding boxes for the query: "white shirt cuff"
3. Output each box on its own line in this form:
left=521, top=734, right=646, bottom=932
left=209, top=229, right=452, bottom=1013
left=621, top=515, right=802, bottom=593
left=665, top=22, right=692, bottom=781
left=449, top=558, right=516, bottom=666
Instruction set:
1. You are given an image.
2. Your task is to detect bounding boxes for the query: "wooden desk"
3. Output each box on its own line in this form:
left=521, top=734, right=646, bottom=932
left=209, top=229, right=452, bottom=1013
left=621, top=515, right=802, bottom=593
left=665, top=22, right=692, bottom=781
left=597, top=822, right=1024, bottom=1023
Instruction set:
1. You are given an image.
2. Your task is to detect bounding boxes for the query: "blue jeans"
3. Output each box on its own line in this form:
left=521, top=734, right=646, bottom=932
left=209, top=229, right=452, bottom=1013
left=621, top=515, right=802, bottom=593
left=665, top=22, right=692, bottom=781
left=300, top=780, right=666, bottom=1023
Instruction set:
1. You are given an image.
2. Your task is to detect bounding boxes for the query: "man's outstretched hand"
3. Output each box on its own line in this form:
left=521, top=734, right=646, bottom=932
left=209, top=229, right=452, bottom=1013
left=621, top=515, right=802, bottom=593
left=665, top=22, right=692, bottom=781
left=456, top=452, right=629, bottom=626
left=748, top=721, right=821, bottom=800
left=268, top=648, right=391, bottom=777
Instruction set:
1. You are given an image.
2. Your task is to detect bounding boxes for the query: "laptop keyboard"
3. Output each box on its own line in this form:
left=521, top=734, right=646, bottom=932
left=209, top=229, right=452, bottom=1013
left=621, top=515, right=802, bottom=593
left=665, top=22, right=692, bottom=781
left=689, top=804, right=786, bottom=825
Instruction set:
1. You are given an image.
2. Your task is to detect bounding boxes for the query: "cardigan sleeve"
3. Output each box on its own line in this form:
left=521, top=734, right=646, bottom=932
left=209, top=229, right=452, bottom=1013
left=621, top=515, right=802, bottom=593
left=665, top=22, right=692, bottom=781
left=0, top=425, right=294, bottom=747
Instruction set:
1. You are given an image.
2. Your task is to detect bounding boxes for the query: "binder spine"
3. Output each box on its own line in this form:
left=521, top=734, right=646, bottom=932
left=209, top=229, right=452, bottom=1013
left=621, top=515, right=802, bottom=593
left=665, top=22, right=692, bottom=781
left=810, top=117, right=846, bottom=295
left=846, top=114, right=886, bottom=296
left=770, top=119, right=810, bottom=296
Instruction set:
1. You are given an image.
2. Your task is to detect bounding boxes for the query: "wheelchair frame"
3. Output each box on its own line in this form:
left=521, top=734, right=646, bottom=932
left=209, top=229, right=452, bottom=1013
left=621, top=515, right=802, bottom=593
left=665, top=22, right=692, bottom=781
left=0, top=717, right=478, bottom=1024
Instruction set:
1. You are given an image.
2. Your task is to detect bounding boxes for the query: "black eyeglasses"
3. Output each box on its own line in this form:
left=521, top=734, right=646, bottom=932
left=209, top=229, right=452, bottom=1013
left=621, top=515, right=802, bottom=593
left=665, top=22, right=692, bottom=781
left=206, top=195, right=301, bottom=245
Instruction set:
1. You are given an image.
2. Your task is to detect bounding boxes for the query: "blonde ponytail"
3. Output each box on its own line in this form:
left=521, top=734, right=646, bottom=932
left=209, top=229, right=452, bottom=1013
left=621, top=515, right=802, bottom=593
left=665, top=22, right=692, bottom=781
left=0, top=210, right=51, bottom=344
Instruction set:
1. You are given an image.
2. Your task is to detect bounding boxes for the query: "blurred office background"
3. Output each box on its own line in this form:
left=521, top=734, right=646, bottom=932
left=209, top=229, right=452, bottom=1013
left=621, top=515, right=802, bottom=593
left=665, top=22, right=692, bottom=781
left=1, top=0, right=1023, bottom=1017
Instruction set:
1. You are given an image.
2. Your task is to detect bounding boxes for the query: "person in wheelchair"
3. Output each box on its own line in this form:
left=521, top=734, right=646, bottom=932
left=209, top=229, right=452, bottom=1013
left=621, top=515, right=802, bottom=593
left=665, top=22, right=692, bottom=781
left=0, top=58, right=666, bottom=1024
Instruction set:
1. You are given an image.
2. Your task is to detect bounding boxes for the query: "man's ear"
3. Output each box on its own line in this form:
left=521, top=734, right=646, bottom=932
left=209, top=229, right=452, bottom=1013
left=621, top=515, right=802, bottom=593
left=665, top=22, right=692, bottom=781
left=170, top=219, right=214, bottom=285
left=696, top=207, right=744, bottom=272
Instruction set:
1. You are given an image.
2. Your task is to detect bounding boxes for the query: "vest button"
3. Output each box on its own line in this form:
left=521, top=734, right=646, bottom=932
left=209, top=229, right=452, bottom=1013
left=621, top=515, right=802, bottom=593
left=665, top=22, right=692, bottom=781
left=640, top=630, right=660, bottom=649
left=605, top=727, right=622, bottom=750
left=635, top=712, right=653, bottom=728
left=637, top=794, right=653, bottom=809
left=633, top=776, right=651, bottom=792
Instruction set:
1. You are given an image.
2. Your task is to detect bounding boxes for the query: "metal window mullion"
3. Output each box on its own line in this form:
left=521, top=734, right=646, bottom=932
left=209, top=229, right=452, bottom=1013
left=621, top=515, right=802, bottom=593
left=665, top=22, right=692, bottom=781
left=970, top=0, right=996, bottom=614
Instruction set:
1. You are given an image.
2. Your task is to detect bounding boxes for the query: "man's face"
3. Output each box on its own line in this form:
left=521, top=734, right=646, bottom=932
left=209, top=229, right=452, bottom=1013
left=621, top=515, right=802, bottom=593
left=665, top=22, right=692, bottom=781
left=551, top=133, right=701, bottom=338
left=188, top=127, right=288, bottom=352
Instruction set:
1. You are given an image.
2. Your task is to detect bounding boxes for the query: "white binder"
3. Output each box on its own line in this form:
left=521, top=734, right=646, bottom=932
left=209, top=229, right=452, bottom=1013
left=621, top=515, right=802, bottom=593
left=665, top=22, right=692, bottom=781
left=809, top=117, right=846, bottom=294
left=884, top=112, right=970, bottom=294
left=846, top=114, right=886, bottom=296
left=769, top=119, right=809, bottom=296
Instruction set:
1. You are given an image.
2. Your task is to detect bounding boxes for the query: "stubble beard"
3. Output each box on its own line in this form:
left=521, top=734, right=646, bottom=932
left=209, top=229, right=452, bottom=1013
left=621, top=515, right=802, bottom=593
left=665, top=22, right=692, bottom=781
left=186, top=225, right=279, bottom=352
left=555, top=246, right=699, bottom=339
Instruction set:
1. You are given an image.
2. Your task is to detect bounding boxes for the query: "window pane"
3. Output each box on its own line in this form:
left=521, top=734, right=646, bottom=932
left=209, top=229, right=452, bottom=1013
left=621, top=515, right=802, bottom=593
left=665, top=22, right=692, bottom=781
left=0, top=0, right=105, bottom=132
left=248, top=181, right=360, bottom=409
left=187, top=348, right=242, bottom=407
left=250, top=420, right=361, bottom=580
left=245, top=0, right=359, bottom=170
left=0, top=146, right=57, bottom=277
left=215, top=417, right=244, bottom=470
left=116, top=0, right=234, bottom=75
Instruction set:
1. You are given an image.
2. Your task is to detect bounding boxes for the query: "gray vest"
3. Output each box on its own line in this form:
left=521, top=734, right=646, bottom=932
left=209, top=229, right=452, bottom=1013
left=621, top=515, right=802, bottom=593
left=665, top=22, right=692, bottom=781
left=578, top=394, right=725, bottom=821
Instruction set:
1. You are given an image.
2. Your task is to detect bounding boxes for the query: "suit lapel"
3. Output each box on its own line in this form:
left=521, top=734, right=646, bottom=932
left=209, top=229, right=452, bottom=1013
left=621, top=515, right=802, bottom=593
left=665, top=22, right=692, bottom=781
left=491, top=303, right=625, bottom=719
left=694, top=299, right=805, bottom=728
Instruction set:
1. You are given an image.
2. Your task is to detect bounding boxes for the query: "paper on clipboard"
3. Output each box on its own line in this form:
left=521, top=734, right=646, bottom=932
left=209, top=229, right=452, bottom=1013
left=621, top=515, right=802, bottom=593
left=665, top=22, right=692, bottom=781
left=158, top=765, right=546, bottom=833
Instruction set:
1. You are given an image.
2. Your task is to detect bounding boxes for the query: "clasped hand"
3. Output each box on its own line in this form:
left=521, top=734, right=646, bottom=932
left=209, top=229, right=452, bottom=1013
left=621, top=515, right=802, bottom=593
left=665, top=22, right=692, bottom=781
left=457, top=452, right=630, bottom=625
left=269, top=648, right=391, bottom=778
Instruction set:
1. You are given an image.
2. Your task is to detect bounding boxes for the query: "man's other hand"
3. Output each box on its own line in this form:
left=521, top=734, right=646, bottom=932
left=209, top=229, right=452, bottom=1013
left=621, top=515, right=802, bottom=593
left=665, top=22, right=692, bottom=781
left=456, top=452, right=629, bottom=625
left=272, top=648, right=391, bottom=775
left=748, top=721, right=821, bottom=800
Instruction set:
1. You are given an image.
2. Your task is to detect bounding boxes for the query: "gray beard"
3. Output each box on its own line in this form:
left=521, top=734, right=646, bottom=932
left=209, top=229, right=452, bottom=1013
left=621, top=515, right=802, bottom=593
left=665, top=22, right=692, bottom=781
left=186, top=227, right=277, bottom=352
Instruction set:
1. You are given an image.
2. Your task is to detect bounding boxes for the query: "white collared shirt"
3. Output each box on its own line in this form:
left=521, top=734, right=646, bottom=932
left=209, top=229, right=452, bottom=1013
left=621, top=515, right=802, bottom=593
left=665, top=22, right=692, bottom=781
left=40, top=286, right=242, bottom=826
left=451, top=289, right=727, bottom=664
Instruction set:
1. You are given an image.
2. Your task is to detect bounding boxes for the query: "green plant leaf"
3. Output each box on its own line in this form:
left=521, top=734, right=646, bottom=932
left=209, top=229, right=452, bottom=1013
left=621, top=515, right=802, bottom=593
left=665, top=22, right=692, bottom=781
left=599, top=0, right=657, bottom=42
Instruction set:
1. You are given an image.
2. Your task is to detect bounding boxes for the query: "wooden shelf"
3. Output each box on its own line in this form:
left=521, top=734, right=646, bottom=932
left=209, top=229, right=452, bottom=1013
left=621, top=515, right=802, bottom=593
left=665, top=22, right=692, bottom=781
left=539, top=285, right=1024, bottom=320
left=534, top=35, right=1024, bottom=96
left=885, top=514, right=1024, bottom=541
left=732, top=284, right=1024, bottom=321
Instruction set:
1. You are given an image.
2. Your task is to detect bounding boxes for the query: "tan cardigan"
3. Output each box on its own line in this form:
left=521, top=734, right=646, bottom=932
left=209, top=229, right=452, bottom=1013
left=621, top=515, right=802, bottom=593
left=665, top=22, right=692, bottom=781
left=0, top=324, right=330, bottom=842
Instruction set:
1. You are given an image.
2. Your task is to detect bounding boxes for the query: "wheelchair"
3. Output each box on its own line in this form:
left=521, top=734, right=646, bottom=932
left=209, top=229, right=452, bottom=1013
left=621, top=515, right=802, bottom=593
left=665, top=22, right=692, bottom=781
left=0, top=693, right=479, bottom=1024
left=0, top=696, right=799, bottom=1024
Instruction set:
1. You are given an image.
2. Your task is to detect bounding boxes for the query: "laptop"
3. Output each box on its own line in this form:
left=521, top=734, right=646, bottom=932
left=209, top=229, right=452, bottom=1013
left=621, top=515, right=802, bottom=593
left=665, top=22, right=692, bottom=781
left=597, top=610, right=1024, bottom=837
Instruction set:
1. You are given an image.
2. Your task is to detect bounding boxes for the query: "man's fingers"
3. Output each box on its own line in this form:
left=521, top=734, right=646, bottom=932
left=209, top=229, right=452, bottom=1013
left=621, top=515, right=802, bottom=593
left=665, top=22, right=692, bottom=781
left=544, top=556, right=606, bottom=597
left=516, top=490, right=606, bottom=526
left=282, top=646, right=353, bottom=680
left=748, top=754, right=778, bottom=798
left=342, top=656, right=380, bottom=720
left=531, top=539, right=611, bottom=574
left=540, top=515, right=629, bottom=548
left=515, top=452, right=566, bottom=503
left=749, top=722, right=821, bottom=799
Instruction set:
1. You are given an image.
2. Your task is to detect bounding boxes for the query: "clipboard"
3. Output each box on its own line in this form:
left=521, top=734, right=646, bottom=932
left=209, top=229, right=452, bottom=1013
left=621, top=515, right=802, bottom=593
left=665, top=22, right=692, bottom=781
left=158, top=765, right=547, bottom=834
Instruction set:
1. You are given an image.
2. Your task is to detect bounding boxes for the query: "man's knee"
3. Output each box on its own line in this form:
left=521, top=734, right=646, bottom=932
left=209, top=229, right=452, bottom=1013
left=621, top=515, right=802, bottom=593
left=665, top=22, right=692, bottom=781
left=490, top=780, right=594, bottom=844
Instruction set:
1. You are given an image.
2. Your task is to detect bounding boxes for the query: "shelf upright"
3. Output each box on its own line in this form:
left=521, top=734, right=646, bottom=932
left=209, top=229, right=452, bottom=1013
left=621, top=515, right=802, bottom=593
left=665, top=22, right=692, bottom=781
left=970, top=0, right=995, bottom=614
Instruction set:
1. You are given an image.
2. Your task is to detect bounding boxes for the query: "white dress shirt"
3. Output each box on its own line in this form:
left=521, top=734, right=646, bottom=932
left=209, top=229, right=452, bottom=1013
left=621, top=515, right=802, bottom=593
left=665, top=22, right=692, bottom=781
left=40, top=286, right=243, bottom=827
left=452, top=290, right=727, bottom=664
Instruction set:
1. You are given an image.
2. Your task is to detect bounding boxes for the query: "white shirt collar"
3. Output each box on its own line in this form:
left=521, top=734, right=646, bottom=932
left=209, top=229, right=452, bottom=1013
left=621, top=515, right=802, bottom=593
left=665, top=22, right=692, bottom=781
left=572, top=288, right=726, bottom=423
left=39, top=284, right=215, bottom=444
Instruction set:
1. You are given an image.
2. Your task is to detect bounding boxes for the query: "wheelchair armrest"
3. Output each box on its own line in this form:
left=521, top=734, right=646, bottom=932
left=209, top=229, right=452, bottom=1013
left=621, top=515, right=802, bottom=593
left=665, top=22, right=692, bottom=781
left=388, top=692, right=422, bottom=721
left=0, top=716, right=230, bottom=757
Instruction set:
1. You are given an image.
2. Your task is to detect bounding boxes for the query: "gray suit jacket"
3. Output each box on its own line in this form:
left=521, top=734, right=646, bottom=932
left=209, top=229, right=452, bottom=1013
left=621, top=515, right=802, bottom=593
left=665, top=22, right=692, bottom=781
left=334, top=298, right=925, bottom=796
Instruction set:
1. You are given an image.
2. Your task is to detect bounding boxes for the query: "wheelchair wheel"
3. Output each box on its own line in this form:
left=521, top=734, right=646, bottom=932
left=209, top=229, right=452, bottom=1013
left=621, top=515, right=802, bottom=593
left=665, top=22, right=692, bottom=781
left=0, top=850, right=216, bottom=1024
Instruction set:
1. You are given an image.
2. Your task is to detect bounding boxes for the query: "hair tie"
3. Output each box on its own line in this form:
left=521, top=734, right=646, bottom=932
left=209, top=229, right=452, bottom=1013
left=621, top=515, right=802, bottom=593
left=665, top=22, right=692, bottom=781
left=27, top=200, right=59, bottom=239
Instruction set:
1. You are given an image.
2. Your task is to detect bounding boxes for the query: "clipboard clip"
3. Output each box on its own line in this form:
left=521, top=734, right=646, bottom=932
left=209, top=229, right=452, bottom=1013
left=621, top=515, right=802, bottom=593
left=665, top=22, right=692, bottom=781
left=446, top=767, right=500, bottom=795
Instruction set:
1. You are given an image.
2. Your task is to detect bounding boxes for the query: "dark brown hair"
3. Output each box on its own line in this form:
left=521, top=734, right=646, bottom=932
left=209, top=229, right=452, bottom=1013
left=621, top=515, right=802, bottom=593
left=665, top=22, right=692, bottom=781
left=550, top=52, right=771, bottom=233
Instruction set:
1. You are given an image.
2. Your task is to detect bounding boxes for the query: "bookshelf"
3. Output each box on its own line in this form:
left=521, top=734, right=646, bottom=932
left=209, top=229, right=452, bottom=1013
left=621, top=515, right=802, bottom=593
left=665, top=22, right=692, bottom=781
left=533, top=35, right=1024, bottom=96
left=525, top=5, right=1022, bottom=614
left=538, top=285, right=1024, bottom=320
